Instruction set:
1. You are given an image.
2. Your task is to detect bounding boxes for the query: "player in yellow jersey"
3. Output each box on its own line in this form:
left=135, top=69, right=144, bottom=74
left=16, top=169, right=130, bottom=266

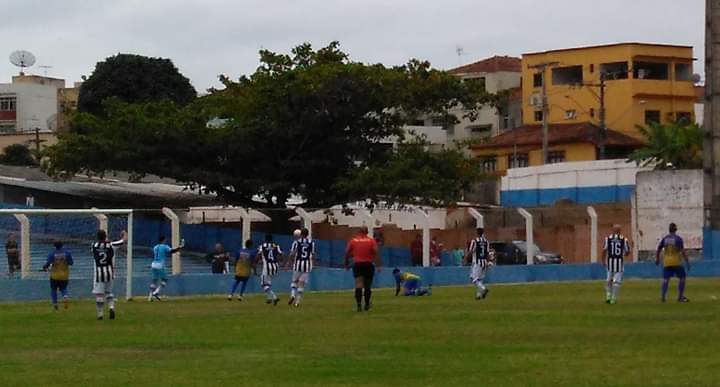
left=42, top=241, right=74, bottom=310
left=656, top=223, right=690, bottom=303
left=392, top=268, right=431, bottom=296
left=228, top=240, right=255, bottom=301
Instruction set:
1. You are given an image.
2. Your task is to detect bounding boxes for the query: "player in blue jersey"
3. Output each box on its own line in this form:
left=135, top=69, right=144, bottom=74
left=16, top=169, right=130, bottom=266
left=656, top=223, right=691, bottom=303
left=148, top=236, right=184, bottom=302
left=393, top=268, right=431, bottom=296
left=42, top=241, right=74, bottom=310
left=228, top=240, right=255, bottom=301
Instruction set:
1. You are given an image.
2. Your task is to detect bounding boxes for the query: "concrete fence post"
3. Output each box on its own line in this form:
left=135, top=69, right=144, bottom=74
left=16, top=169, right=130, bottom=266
left=92, top=207, right=108, bottom=233
left=363, top=209, right=375, bottom=238
left=468, top=208, right=485, bottom=229
left=517, top=208, right=534, bottom=266
left=13, top=214, right=30, bottom=278
left=413, top=207, right=431, bottom=267
left=162, top=207, right=181, bottom=275
left=295, top=207, right=313, bottom=239
left=587, top=206, right=598, bottom=264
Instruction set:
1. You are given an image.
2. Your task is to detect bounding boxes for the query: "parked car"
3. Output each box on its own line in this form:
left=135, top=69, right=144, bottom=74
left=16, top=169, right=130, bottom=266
left=490, top=241, right=563, bottom=265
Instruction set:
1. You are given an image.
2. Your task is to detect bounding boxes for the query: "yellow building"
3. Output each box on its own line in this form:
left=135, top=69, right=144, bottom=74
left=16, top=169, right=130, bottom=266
left=471, top=43, right=696, bottom=175
left=522, top=42, right=696, bottom=138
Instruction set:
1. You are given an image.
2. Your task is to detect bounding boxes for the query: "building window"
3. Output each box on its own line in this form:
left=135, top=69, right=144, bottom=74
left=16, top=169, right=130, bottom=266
left=676, top=111, right=692, bottom=125
left=468, top=124, right=493, bottom=138
left=565, top=109, right=577, bottom=120
left=508, top=153, right=529, bottom=169
left=410, top=119, right=425, bottom=126
left=547, top=151, right=566, bottom=164
left=675, top=63, right=693, bottom=82
left=589, top=108, right=595, bottom=118
left=0, top=124, right=15, bottom=133
left=533, top=73, right=543, bottom=88
left=480, top=157, right=497, bottom=173
left=645, top=110, right=661, bottom=125
left=600, top=62, right=629, bottom=80
left=634, top=62, right=669, bottom=80
left=534, top=110, right=544, bottom=122
left=589, top=64, right=595, bottom=73
left=552, top=65, right=583, bottom=85
left=0, top=96, right=17, bottom=111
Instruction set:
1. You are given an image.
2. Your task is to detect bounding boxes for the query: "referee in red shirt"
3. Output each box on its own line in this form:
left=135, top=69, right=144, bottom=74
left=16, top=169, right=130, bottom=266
left=345, top=226, right=382, bottom=312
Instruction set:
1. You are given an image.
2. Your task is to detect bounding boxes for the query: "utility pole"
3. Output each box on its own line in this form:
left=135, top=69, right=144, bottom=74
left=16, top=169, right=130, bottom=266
left=528, top=62, right=558, bottom=164
left=598, top=73, right=607, bottom=159
left=704, top=0, right=720, bottom=252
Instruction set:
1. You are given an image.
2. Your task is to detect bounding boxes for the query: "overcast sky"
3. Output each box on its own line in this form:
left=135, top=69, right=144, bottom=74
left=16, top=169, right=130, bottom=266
left=0, top=0, right=705, bottom=92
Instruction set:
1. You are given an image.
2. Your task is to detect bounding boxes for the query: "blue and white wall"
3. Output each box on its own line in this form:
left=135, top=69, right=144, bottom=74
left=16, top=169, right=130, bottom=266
left=501, top=160, right=651, bottom=207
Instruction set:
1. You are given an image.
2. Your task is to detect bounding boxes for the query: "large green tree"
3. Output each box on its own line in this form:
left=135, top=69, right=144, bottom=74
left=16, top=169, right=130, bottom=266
left=47, top=42, right=493, bottom=206
left=78, top=54, right=197, bottom=116
left=628, top=122, right=703, bottom=169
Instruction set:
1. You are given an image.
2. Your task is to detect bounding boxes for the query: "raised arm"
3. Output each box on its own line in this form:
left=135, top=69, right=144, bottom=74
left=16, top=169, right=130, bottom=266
left=170, top=239, right=185, bottom=254
left=110, top=230, right=128, bottom=247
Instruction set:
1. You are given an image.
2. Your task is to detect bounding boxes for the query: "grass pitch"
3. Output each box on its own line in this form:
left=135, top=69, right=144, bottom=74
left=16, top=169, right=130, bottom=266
left=1, top=279, right=720, bottom=387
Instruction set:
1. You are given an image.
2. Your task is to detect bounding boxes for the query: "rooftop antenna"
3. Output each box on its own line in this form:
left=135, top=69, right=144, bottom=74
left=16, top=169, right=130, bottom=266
left=455, top=45, right=465, bottom=66
left=9, top=50, right=36, bottom=75
left=38, top=65, right=52, bottom=77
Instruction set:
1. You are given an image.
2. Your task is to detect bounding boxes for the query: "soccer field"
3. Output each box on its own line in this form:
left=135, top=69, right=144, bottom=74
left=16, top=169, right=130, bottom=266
left=1, top=279, right=719, bottom=387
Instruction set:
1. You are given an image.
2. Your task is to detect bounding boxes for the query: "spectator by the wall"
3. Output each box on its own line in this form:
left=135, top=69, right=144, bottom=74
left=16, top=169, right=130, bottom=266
left=410, top=235, right=423, bottom=266
left=206, top=243, right=230, bottom=274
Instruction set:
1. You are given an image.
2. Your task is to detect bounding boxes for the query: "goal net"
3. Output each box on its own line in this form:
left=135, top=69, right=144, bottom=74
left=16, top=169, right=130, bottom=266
left=0, top=209, right=137, bottom=299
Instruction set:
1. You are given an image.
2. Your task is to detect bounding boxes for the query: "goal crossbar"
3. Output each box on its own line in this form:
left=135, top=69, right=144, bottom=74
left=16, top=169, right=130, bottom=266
left=0, top=208, right=135, bottom=300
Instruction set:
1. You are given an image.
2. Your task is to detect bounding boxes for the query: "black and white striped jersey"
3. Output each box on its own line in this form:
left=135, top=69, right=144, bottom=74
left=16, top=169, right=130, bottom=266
left=92, top=240, right=123, bottom=283
left=291, top=238, right=315, bottom=273
left=259, top=242, right=282, bottom=263
left=469, top=237, right=490, bottom=265
left=604, top=234, right=629, bottom=272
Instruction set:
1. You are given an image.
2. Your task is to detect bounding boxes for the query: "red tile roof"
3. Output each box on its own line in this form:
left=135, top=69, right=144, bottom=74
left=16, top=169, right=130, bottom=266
left=471, top=122, right=644, bottom=150
left=449, top=56, right=521, bottom=75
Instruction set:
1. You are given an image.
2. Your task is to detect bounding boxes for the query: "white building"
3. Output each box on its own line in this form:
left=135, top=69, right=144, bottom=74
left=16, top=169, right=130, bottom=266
left=0, top=75, right=67, bottom=133
left=447, top=56, right=522, bottom=146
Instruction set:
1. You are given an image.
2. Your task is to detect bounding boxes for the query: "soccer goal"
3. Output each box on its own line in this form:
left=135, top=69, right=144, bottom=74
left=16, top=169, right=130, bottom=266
left=0, top=208, right=136, bottom=300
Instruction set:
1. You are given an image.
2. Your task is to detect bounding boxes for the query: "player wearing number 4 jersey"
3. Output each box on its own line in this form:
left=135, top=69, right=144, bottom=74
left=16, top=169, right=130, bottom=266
left=92, top=229, right=126, bottom=320
left=258, top=234, right=282, bottom=306
left=288, top=228, right=314, bottom=307
left=602, top=225, right=630, bottom=304
left=466, top=228, right=491, bottom=300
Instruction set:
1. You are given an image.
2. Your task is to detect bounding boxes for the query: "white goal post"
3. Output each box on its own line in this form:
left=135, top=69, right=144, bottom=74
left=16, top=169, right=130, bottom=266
left=0, top=208, right=135, bottom=300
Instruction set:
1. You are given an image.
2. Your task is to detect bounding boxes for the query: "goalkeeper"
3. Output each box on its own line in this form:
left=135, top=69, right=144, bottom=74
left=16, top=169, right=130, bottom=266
left=393, top=268, right=432, bottom=296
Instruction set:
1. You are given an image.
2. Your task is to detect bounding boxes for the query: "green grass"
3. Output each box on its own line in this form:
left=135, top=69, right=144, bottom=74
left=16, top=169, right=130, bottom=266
left=2, top=280, right=720, bottom=387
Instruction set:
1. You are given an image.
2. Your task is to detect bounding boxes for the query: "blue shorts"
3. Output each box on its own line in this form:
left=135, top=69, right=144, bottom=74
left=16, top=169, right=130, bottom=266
left=663, top=266, right=686, bottom=279
left=404, top=279, right=420, bottom=293
left=152, top=268, right=167, bottom=282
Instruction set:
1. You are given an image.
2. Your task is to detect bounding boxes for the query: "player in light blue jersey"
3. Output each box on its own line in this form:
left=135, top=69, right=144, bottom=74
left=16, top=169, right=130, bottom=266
left=148, top=236, right=184, bottom=302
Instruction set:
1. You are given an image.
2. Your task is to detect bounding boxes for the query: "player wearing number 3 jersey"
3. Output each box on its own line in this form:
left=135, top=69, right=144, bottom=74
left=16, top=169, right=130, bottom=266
left=91, top=229, right=126, bottom=320
left=466, top=228, right=491, bottom=300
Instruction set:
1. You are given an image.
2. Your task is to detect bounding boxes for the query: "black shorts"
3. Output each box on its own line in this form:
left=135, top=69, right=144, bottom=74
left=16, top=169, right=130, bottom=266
left=50, top=279, right=68, bottom=292
left=7, top=257, right=19, bottom=269
left=234, top=275, right=249, bottom=282
left=353, top=262, right=375, bottom=280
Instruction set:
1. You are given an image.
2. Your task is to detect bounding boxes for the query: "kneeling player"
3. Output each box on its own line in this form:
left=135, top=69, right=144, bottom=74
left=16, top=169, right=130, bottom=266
left=43, top=241, right=74, bottom=310
left=288, top=228, right=314, bottom=307
left=603, top=225, right=630, bottom=304
left=258, top=234, right=282, bottom=305
left=149, top=236, right=184, bottom=302
left=92, top=230, right=126, bottom=320
left=393, top=269, right=431, bottom=296
left=466, top=228, right=491, bottom=300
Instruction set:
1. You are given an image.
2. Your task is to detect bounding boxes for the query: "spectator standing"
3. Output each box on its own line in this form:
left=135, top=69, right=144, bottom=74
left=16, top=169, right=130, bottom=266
left=410, top=235, right=423, bottom=267
left=6, top=233, right=20, bottom=278
left=206, top=243, right=230, bottom=274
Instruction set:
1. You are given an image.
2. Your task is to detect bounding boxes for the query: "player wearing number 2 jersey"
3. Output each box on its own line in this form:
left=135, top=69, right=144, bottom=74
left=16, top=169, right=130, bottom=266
left=92, top=229, right=126, bottom=320
left=603, top=224, right=630, bottom=304
left=466, top=228, right=491, bottom=300
left=288, top=228, right=314, bottom=307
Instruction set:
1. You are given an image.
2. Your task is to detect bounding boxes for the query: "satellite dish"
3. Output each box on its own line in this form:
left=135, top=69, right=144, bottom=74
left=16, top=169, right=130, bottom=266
left=9, top=50, right=36, bottom=75
left=692, top=73, right=702, bottom=84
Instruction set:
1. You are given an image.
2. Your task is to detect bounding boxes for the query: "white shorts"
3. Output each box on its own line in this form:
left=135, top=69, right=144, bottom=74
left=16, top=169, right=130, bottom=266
left=260, top=274, right=273, bottom=288
left=93, top=280, right=114, bottom=295
left=606, top=271, right=623, bottom=284
left=471, top=262, right=489, bottom=282
left=292, top=271, right=310, bottom=284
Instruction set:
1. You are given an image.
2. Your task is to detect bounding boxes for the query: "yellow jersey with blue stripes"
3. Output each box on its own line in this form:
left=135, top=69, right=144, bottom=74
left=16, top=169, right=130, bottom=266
left=658, top=234, right=685, bottom=267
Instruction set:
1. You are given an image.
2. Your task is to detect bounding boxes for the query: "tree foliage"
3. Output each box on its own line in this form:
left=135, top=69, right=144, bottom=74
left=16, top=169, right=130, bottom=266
left=628, top=122, right=703, bottom=169
left=47, top=42, right=494, bottom=207
left=336, top=138, right=482, bottom=206
left=78, top=54, right=197, bottom=116
left=0, top=144, right=37, bottom=166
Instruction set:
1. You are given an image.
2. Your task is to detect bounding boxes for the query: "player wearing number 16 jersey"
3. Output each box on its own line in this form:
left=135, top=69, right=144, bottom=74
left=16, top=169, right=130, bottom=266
left=466, top=228, right=491, bottom=300
left=92, top=229, right=126, bottom=320
left=288, top=228, right=314, bottom=307
left=603, top=225, right=630, bottom=304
